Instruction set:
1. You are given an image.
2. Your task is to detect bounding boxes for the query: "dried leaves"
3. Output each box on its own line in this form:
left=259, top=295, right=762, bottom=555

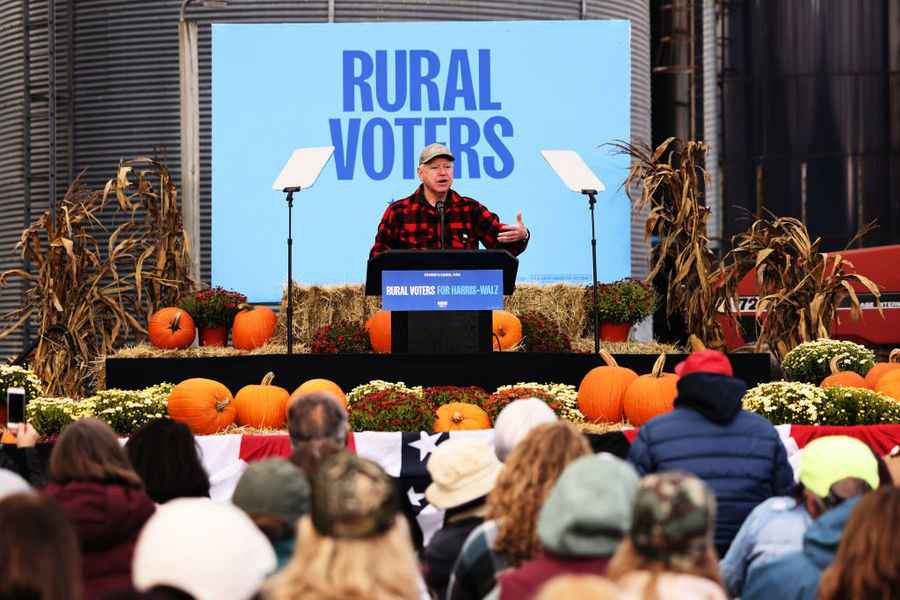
left=614, top=138, right=725, bottom=349
left=0, top=158, right=194, bottom=397
left=715, top=215, right=881, bottom=358
left=114, top=157, right=194, bottom=310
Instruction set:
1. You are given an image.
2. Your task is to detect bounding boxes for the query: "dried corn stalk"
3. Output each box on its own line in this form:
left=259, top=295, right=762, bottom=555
left=108, top=157, right=194, bottom=311
left=715, top=215, right=880, bottom=358
left=0, top=159, right=193, bottom=397
left=614, top=138, right=725, bottom=349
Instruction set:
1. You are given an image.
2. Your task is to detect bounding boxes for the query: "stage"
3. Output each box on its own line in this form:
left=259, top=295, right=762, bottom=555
left=104, top=351, right=774, bottom=393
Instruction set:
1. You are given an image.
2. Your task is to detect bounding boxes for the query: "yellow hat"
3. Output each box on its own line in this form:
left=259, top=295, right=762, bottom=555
left=799, top=436, right=879, bottom=497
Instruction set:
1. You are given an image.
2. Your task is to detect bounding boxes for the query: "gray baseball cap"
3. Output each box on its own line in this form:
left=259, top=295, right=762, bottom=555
left=419, top=143, right=455, bottom=165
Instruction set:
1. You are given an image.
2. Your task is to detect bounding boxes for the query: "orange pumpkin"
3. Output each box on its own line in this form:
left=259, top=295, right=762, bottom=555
left=820, top=354, right=869, bottom=389
left=365, top=310, right=392, bottom=353
left=434, top=402, right=491, bottom=431
left=878, top=369, right=900, bottom=388
left=233, top=372, right=289, bottom=428
left=148, top=307, right=196, bottom=349
left=492, top=310, right=523, bottom=351
left=623, top=354, right=679, bottom=426
left=167, top=378, right=236, bottom=435
left=288, top=378, right=347, bottom=414
left=232, top=304, right=277, bottom=350
left=878, top=377, right=900, bottom=402
left=577, top=350, right=639, bottom=422
left=865, top=349, right=900, bottom=389
left=876, top=368, right=900, bottom=401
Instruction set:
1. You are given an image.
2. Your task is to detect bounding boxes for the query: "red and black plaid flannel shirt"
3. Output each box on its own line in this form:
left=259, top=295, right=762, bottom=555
left=369, top=185, right=529, bottom=258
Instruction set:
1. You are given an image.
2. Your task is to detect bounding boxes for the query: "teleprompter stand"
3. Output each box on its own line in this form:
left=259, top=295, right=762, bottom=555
left=272, top=147, right=334, bottom=354
left=541, top=149, right=607, bottom=354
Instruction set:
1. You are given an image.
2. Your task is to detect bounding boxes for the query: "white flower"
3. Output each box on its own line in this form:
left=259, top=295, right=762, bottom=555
left=495, top=382, right=585, bottom=423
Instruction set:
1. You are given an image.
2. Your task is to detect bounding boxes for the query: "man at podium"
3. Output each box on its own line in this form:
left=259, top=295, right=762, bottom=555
left=369, top=143, right=530, bottom=258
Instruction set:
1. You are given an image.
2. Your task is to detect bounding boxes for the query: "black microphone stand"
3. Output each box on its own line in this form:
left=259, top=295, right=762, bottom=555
left=437, top=200, right=445, bottom=249
left=583, top=189, right=601, bottom=354
left=283, top=186, right=301, bottom=355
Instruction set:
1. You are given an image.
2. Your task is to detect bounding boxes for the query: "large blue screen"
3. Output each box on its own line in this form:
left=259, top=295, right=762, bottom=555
left=212, top=20, right=631, bottom=302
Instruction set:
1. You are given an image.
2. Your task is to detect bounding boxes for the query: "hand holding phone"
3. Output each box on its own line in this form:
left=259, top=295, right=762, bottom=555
left=15, top=422, right=39, bottom=448
left=6, top=387, right=26, bottom=433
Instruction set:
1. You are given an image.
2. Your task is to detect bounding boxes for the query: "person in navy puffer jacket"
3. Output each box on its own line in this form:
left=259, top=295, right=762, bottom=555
left=627, top=350, right=794, bottom=557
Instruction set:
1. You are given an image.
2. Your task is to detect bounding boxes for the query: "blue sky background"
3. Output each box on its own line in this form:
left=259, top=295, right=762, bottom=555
left=212, top=20, right=631, bottom=302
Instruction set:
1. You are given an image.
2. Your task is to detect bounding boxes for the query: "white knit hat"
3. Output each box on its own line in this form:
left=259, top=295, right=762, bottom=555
left=0, top=468, right=31, bottom=500
left=132, top=497, right=276, bottom=600
left=493, top=398, right=558, bottom=461
left=425, top=438, right=502, bottom=509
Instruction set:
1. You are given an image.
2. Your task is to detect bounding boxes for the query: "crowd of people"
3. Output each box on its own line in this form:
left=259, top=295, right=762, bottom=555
left=1, top=349, right=900, bottom=600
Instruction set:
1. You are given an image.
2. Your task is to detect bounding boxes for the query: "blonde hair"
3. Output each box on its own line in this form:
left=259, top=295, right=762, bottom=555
left=607, top=538, right=723, bottom=600
left=534, top=575, right=620, bottom=600
left=265, top=515, right=421, bottom=600
left=486, top=421, right=591, bottom=565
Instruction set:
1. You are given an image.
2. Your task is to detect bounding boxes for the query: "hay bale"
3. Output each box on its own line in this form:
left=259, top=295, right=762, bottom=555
left=274, top=282, right=591, bottom=344
left=574, top=421, right=633, bottom=434
left=570, top=337, right=680, bottom=354
left=505, top=284, right=588, bottom=341
left=93, top=355, right=106, bottom=391
left=106, top=340, right=308, bottom=360
left=275, top=283, right=378, bottom=345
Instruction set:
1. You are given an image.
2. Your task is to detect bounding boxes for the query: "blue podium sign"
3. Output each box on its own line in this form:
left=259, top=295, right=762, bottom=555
left=382, top=269, right=504, bottom=311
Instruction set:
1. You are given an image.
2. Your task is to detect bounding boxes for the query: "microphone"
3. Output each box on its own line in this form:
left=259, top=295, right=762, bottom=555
left=436, top=200, right=445, bottom=249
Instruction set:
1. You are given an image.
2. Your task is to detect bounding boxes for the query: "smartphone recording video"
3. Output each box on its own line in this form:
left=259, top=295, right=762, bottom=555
left=6, top=387, right=26, bottom=430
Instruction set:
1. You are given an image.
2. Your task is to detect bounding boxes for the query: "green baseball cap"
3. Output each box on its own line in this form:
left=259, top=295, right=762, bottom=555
left=537, top=453, right=639, bottom=557
left=232, top=458, right=310, bottom=526
left=799, top=436, right=879, bottom=497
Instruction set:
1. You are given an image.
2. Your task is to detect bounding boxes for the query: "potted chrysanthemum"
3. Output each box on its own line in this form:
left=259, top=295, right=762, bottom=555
left=584, top=278, right=657, bottom=342
left=178, top=287, right=247, bottom=346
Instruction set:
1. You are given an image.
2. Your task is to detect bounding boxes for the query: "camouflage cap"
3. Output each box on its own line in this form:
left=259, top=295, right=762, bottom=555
left=630, top=472, right=715, bottom=568
left=310, top=452, right=398, bottom=539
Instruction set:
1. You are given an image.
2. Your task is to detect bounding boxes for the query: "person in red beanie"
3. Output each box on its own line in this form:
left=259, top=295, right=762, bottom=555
left=674, top=349, right=735, bottom=378
left=626, top=350, right=794, bottom=557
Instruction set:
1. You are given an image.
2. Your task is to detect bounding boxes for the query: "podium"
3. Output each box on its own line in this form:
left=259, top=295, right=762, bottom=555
left=365, top=250, right=518, bottom=353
